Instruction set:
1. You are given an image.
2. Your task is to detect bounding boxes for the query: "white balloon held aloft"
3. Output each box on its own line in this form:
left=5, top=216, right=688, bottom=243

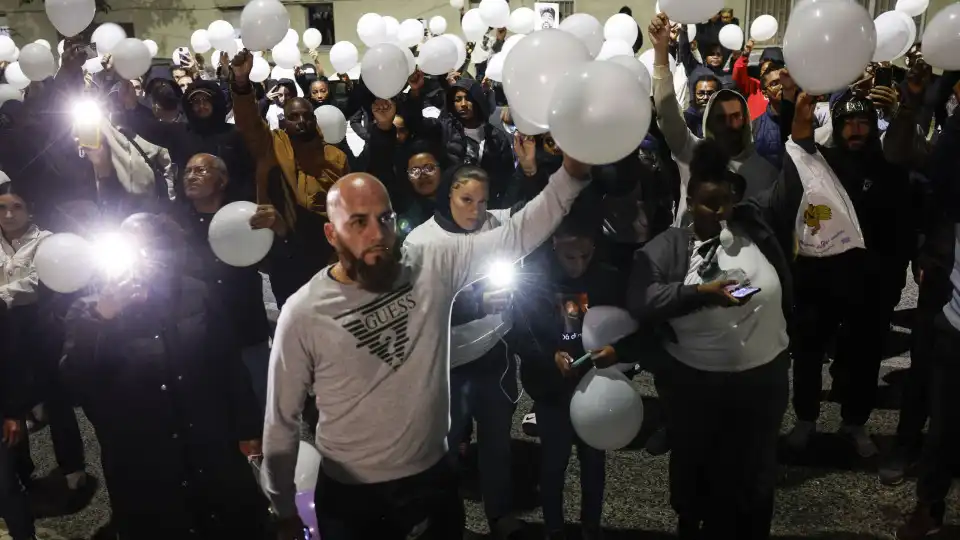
left=549, top=60, right=652, bottom=165
left=508, top=7, right=537, bottom=35
left=502, top=29, right=591, bottom=131
left=450, top=0, right=465, bottom=8
left=382, top=16, right=400, bottom=43
left=249, top=55, right=271, bottom=82
left=0, top=36, right=16, bottom=62
left=783, top=0, right=876, bottom=95
left=485, top=53, right=505, bottom=82
left=400, top=46, right=416, bottom=76
left=429, top=16, right=448, bottom=36
left=582, top=306, right=639, bottom=356
left=688, top=23, right=697, bottom=41
left=922, top=3, right=960, bottom=70
left=191, top=29, right=212, bottom=54
left=462, top=9, right=488, bottom=42
left=329, top=41, right=359, bottom=73
left=208, top=202, right=275, bottom=267
left=638, top=49, right=676, bottom=83
left=294, top=442, right=321, bottom=492
left=570, top=368, right=644, bottom=451
left=357, top=13, right=387, bottom=47
left=315, top=105, right=347, bottom=144
left=511, top=108, right=548, bottom=135
left=442, top=34, right=467, bottom=72
left=83, top=55, right=104, bottom=74
left=397, top=19, right=425, bottom=48
left=596, top=39, right=634, bottom=60
left=270, top=65, right=295, bottom=81
left=892, top=11, right=918, bottom=60
left=896, top=0, right=929, bottom=18
left=719, top=23, right=744, bottom=51
left=750, top=14, right=778, bottom=42
left=604, top=13, right=638, bottom=46
left=18, top=43, right=56, bottom=82
left=479, top=0, right=511, bottom=28
left=4, top=63, right=31, bottom=90
left=0, top=84, right=23, bottom=106
left=303, top=28, right=323, bottom=50
left=417, top=36, right=458, bottom=75
left=219, top=38, right=239, bottom=59
left=45, top=0, right=95, bottom=38
left=501, top=34, right=526, bottom=55
left=111, top=38, right=152, bottom=79
left=240, top=0, right=290, bottom=52
left=658, top=0, right=724, bottom=24
left=559, top=13, right=604, bottom=58
left=35, top=233, right=95, bottom=294
left=361, top=43, right=409, bottom=99
left=607, top=54, right=652, bottom=96
left=207, top=20, right=235, bottom=48
left=34, top=39, right=52, bottom=50
left=92, top=22, right=127, bottom=54
left=873, top=11, right=912, bottom=62
left=281, top=28, right=299, bottom=46
left=271, top=41, right=300, bottom=69
left=143, top=39, right=158, bottom=57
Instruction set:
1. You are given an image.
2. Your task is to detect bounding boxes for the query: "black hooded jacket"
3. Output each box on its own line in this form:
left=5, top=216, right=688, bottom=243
left=122, top=80, right=255, bottom=203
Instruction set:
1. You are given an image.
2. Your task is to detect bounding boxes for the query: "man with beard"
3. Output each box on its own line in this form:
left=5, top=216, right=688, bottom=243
left=230, top=49, right=350, bottom=307
left=263, top=152, right=591, bottom=539
left=685, top=74, right=720, bottom=137
left=649, top=13, right=778, bottom=226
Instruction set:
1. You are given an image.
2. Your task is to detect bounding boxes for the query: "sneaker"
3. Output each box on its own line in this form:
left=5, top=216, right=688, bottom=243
left=786, top=421, right=816, bottom=452
left=839, top=424, right=879, bottom=458
left=896, top=503, right=945, bottom=539
left=645, top=428, right=670, bottom=456
left=522, top=413, right=538, bottom=438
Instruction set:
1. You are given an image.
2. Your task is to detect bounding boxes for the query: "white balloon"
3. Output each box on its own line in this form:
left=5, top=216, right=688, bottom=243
left=893, top=10, right=918, bottom=60
left=442, top=34, right=467, bottom=71
left=503, top=29, right=591, bottom=131
left=270, top=65, right=295, bottom=80
left=329, top=41, right=360, bottom=73
left=719, top=23, right=744, bottom=50
left=873, top=11, right=912, bottom=62
left=208, top=202, right=274, bottom=267
left=511, top=108, right=547, bottom=135
left=34, top=39, right=52, bottom=50
left=462, top=9, right=488, bottom=42
left=191, top=29, right=212, bottom=54
left=18, top=43, right=56, bottom=81
left=83, top=55, right=104, bottom=74
left=549, top=60, right=651, bottom=165
left=450, top=0, right=465, bottom=8
left=559, top=13, right=604, bottom=58
left=92, top=22, right=127, bottom=54
left=508, top=7, right=537, bottom=35
left=639, top=50, right=676, bottom=91
left=0, top=84, right=23, bottom=106
left=688, top=23, right=697, bottom=41
left=485, top=53, right=505, bottom=82
left=479, top=0, right=510, bottom=28
left=281, top=28, right=299, bottom=46
left=570, top=367, right=644, bottom=451
left=596, top=39, right=634, bottom=60
left=141, top=39, right=158, bottom=58
left=397, top=19, right=425, bottom=48
left=5, top=63, right=30, bottom=90
left=111, top=38, right=152, bottom=79
left=382, top=16, right=400, bottom=43
left=783, top=0, right=876, bottom=95
left=303, top=28, right=323, bottom=49
left=750, top=14, right=779, bottom=42
left=581, top=306, right=640, bottom=351
left=315, top=105, right=347, bottom=144
left=922, top=3, right=960, bottom=70
left=604, top=13, right=638, bottom=46
left=208, top=19, right=235, bottom=43
left=361, top=43, right=409, bottom=99
left=896, top=0, right=929, bottom=18
left=608, top=54, right=652, bottom=96
left=400, top=45, right=416, bottom=75
left=659, top=0, right=724, bottom=24
left=35, top=234, right=95, bottom=294
left=429, top=16, right=448, bottom=36
left=45, top=0, right=95, bottom=38
left=271, top=41, right=300, bottom=69
left=249, top=55, right=270, bottom=82
left=357, top=13, right=387, bottom=47
left=418, top=36, right=457, bottom=75
left=501, top=34, right=526, bottom=55
left=0, top=36, right=14, bottom=63
left=294, top=442, right=321, bottom=492
left=240, top=0, right=290, bottom=52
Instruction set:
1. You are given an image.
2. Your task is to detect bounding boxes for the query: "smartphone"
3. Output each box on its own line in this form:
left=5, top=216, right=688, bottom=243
left=874, top=66, right=893, bottom=88
left=731, top=286, right=761, bottom=299
left=75, top=122, right=101, bottom=149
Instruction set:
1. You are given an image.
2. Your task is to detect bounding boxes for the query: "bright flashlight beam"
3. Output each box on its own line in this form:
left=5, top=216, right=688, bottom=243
left=91, top=232, right=139, bottom=279
left=71, top=99, right=102, bottom=126
left=487, top=260, right=516, bottom=288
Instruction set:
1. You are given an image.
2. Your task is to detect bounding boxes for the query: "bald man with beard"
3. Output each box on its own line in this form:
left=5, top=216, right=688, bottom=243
left=263, top=156, right=591, bottom=539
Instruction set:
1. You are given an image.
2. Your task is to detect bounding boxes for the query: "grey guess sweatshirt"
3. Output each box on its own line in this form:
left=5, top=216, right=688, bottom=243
left=261, top=166, right=587, bottom=517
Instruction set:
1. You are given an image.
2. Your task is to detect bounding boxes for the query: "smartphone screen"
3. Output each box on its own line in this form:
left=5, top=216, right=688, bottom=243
left=75, top=123, right=101, bottom=149
left=874, top=67, right=893, bottom=88
left=731, top=286, right=761, bottom=299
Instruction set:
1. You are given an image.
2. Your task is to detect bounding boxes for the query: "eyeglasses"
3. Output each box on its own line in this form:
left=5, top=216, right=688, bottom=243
left=408, top=164, right=438, bottom=179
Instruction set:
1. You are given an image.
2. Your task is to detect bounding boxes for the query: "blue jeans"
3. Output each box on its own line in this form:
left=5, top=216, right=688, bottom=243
left=537, top=399, right=606, bottom=533
left=241, top=341, right=271, bottom=413
left=0, top=436, right=35, bottom=540
left=446, top=347, right=517, bottom=522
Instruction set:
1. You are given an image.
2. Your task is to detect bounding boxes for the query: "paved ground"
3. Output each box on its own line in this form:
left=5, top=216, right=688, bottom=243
left=5, top=274, right=960, bottom=540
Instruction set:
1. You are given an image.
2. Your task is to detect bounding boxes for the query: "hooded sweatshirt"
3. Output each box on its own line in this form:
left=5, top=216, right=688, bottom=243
left=653, top=65, right=779, bottom=226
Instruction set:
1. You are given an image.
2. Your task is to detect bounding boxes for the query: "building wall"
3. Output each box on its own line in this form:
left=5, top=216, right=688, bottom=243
left=0, top=0, right=953, bottom=74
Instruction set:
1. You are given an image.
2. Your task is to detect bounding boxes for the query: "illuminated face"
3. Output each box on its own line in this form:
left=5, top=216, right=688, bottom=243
left=183, top=154, right=226, bottom=201
left=283, top=99, right=318, bottom=140
left=0, top=193, right=30, bottom=236
left=406, top=153, right=441, bottom=197
left=553, top=235, right=595, bottom=279
left=453, top=89, right=474, bottom=122
left=449, top=178, right=488, bottom=231
left=177, top=76, right=194, bottom=93
left=310, top=80, right=329, bottom=103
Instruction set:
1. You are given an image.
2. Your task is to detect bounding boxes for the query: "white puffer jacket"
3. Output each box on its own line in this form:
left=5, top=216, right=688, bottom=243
left=101, top=120, right=177, bottom=200
left=0, top=224, right=52, bottom=308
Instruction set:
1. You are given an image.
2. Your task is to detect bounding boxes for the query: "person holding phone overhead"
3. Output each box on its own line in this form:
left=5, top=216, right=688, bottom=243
left=627, top=140, right=793, bottom=540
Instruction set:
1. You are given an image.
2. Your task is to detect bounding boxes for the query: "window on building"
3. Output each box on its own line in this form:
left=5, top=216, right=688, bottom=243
left=746, top=0, right=923, bottom=46
left=306, top=3, right=336, bottom=46
left=469, top=1, right=574, bottom=23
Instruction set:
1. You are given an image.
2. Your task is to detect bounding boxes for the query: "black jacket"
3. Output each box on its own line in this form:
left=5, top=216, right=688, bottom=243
left=60, top=277, right=268, bottom=539
left=0, top=303, right=30, bottom=419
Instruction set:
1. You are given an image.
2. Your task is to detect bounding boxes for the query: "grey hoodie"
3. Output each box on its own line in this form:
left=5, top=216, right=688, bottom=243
left=652, top=64, right=779, bottom=225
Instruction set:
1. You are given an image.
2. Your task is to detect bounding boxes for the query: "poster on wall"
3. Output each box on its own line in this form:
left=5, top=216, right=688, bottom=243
left=534, top=3, right=560, bottom=30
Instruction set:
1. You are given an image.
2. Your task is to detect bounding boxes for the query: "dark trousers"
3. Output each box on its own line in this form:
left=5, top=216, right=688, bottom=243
left=15, top=387, right=86, bottom=480
left=916, top=313, right=960, bottom=506
left=315, top=459, right=465, bottom=540
left=0, top=437, right=35, bottom=540
left=897, top=270, right=953, bottom=447
left=668, top=353, right=789, bottom=540
left=537, top=398, right=606, bottom=533
left=446, top=350, right=517, bottom=522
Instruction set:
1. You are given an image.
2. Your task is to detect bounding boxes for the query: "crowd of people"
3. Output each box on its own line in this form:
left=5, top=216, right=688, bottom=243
left=1, top=5, right=960, bottom=540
